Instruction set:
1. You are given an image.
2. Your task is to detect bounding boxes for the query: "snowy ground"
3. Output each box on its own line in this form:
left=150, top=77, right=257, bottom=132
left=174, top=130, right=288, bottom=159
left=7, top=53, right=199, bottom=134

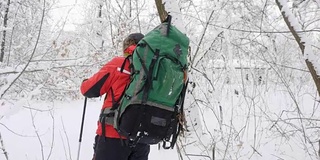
left=0, top=99, right=178, bottom=160
left=1, top=86, right=319, bottom=160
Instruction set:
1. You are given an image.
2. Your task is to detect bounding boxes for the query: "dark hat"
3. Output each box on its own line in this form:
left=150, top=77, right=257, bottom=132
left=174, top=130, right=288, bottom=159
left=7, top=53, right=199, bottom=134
left=127, top=33, right=144, bottom=44
left=123, top=33, right=144, bottom=51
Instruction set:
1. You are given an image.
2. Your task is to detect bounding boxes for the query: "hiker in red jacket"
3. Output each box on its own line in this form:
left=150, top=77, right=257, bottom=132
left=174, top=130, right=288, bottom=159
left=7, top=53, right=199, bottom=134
left=80, top=33, right=150, bottom=160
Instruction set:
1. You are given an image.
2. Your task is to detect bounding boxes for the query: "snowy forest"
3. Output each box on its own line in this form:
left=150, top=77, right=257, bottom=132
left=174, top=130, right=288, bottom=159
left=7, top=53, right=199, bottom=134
left=0, top=0, right=320, bottom=160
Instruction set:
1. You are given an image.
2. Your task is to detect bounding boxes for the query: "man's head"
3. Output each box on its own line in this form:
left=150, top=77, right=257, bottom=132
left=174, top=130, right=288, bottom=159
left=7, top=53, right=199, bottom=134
left=123, top=33, right=144, bottom=56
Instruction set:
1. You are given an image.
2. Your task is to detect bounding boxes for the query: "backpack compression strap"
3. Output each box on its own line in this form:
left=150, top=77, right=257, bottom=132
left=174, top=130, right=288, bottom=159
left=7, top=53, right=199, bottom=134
left=142, top=49, right=160, bottom=103
left=166, top=78, right=189, bottom=149
left=99, top=56, right=132, bottom=137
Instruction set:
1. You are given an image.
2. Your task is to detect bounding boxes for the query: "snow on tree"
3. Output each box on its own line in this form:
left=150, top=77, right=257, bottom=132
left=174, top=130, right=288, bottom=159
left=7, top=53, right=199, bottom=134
left=276, top=0, right=320, bottom=96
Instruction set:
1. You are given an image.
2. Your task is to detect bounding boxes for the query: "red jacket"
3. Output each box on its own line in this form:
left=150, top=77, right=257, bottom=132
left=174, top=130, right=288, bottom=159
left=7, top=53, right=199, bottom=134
left=80, top=55, right=131, bottom=138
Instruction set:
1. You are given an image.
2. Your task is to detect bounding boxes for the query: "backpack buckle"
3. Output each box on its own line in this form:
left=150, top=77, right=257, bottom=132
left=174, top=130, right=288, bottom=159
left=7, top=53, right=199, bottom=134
left=162, top=141, right=172, bottom=149
left=99, top=108, right=116, bottom=125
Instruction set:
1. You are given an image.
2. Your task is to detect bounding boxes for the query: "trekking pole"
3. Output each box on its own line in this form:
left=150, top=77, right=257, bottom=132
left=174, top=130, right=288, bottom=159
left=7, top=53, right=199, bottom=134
left=77, top=97, right=88, bottom=160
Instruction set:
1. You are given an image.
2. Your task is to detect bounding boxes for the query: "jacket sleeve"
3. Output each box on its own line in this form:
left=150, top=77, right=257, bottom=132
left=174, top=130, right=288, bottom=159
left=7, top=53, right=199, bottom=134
left=80, top=61, right=116, bottom=98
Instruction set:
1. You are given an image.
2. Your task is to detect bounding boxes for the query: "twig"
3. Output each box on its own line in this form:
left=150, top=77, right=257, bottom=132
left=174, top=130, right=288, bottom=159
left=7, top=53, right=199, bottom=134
left=185, top=154, right=211, bottom=159
left=29, top=109, right=45, bottom=160
left=250, top=145, right=262, bottom=157
left=208, top=22, right=320, bottom=33
left=59, top=132, right=68, bottom=160
left=0, top=123, right=36, bottom=137
left=318, top=140, right=320, bottom=159
left=191, top=8, right=215, bottom=66
left=60, top=117, right=72, bottom=160
left=0, top=131, right=9, bottom=160
left=22, top=106, right=53, bottom=112
left=176, top=141, right=184, bottom=160
left=271, top=154, right=285, bottom=160
left=46, top=110, right=55, bottom=160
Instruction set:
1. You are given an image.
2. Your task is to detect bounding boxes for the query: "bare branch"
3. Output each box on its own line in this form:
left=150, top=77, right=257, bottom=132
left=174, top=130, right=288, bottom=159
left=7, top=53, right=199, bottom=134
left=0, top=123, right=36, bottom=137
left=190, top=9, right=215, bottom=66
left=59, top=117, right=72, bottom=160
left=0, top=131, right=9, bottom=160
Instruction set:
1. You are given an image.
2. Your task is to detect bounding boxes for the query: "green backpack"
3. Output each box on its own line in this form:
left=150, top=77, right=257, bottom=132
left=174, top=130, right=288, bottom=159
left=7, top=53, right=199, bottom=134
left=115, top=16, right=189, bottom=149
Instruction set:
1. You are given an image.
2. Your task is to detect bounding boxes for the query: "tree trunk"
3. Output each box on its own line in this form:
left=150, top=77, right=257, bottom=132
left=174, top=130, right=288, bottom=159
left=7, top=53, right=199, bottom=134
left=97, top=4, right=104, bottom=50
left=0, top=0, right=11, bottom=62
left=275, top=0, right=320, bottom=96
left=155, top=0, right=168, bottom=22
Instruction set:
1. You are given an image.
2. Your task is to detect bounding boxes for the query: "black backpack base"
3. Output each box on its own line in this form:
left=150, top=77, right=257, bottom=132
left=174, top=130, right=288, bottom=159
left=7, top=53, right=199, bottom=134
left=118, top=104, right=178, bottom=145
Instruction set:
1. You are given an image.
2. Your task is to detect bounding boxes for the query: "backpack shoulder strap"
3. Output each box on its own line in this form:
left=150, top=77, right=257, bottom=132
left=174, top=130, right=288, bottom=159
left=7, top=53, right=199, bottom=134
left=120, top=55, right=132, bottom=73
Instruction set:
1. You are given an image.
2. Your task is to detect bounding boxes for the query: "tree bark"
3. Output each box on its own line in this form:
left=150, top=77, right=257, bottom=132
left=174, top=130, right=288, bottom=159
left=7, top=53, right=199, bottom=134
left=0, top=0, right=11, bottom=62
left=97, top=4, right=104, bottom=50
left=155, top=0, right=168, bottom=23
left=275, top=0, right=320, bottom=96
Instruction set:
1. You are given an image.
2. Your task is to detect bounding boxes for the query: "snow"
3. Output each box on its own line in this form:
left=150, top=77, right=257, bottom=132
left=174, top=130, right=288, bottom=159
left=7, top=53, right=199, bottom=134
left=0, top=74, right=18, bottom=98
left=162, top=0, right=186, bottom=34
left=1, top=0, right=320, bottom=160
left=278, top=0, right=320, bottom=75
left=0, top=99, right=179, bottom=160
left=1, top=89, right=317, bottom=160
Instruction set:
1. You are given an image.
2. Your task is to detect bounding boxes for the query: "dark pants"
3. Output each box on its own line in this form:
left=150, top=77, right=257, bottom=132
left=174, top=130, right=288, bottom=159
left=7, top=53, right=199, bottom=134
left=93, top=135, right=150, bottom=160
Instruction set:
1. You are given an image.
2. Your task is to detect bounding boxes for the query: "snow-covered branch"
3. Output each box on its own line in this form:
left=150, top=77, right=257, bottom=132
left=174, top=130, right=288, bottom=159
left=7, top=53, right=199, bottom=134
left=276, top=0, right=320, bottom=96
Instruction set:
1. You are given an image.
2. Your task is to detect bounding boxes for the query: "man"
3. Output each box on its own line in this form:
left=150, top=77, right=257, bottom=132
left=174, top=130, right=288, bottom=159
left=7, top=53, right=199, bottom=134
left=80, top=33, right=150, bottom=160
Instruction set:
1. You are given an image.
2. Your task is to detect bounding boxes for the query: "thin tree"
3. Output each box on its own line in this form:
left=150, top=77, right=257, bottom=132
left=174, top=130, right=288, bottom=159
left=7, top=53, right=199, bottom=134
left=0, top=0, right=10, bottom=62
left=97, top=2, right=104, bottom=50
